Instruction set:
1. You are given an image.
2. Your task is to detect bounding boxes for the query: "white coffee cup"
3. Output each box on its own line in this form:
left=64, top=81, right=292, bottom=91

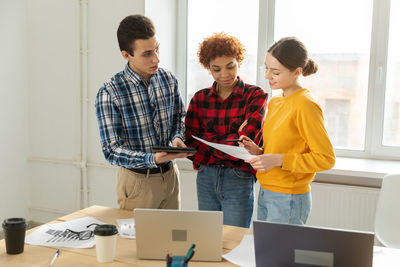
left=94, top=224, right=118, bottom=262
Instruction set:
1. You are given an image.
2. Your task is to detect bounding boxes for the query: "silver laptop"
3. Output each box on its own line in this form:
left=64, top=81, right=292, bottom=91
left=253, top=220, right=374, bottom=267
left=134, top=208, right=223, bottom=261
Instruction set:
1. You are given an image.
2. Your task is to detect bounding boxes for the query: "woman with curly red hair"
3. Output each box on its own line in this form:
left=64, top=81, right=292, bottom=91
left=185, top=33, right=268, bottom=228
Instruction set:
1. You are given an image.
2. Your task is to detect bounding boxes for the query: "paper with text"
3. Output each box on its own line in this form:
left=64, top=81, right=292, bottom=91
left=25, top=217, right=105, bottom=248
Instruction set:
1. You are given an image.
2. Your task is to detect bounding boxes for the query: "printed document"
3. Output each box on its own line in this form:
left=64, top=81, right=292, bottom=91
left=192, top=136, right=256, bottom=160
left=25, top=217, right=105, bottom=248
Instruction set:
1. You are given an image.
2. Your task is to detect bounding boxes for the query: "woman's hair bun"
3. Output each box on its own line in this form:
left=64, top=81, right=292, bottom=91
left=302, top=58, right=318, bottom=76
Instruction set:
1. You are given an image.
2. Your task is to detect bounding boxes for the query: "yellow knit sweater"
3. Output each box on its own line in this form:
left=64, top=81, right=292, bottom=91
left=257, top=89, right=335, bottom=194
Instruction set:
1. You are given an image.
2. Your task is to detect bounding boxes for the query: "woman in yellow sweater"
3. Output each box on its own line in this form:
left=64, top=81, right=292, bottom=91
left=240, top=37, right=335, bottom=225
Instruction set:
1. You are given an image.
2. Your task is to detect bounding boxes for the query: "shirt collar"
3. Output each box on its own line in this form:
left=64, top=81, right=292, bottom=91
left=208, top=76, right=245, bottom=98
left=123, top=63, right=148, bottom=86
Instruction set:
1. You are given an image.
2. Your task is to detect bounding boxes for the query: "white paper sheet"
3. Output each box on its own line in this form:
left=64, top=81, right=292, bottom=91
left=192, top=136, right=256, bottom=161
left=223, top=234, right=255, bottom=267
left=25, top=217, right=106, bottom=248
left=373, top=246, right=400, bottom=267
left=116, top=218, right=136, bottom=239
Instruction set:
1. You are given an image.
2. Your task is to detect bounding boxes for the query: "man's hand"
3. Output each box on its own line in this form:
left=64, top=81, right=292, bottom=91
left=172, top=137, right=187, bottom=148
left=154, top=151, right=190, bottom=164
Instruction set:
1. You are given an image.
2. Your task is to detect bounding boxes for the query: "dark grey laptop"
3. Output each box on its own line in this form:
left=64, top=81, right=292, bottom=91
left=253, top=220, right=374, bottom=267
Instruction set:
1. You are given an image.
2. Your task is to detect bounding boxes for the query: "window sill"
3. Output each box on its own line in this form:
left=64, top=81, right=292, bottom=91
left=316, top=157, right=400, bottom=188
left=176, top=157, right=400, bottom=188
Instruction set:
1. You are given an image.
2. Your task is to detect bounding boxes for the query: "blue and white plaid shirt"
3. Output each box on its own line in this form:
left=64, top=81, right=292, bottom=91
left=95, top=64, right=186, bottom=169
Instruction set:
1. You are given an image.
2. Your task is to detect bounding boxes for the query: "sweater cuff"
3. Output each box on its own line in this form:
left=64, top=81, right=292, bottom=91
left=282, top=153, right=296, bottom=172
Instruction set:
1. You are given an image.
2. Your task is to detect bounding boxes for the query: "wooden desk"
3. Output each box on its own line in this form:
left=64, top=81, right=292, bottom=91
left=0, top=205, right=248, bottom=267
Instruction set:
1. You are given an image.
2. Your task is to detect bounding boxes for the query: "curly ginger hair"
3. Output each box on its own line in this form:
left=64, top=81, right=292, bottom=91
left=198, top=32, right=246, bottom=69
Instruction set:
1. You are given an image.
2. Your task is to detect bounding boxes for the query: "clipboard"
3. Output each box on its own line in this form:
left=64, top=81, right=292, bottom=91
left=151, top=146, right=197, bottom=153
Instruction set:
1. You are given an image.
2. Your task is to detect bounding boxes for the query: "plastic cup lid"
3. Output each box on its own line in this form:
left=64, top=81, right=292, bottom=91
left=94, top=224, right=118, bottom=236
left=2, top=218, right=26, bottom=228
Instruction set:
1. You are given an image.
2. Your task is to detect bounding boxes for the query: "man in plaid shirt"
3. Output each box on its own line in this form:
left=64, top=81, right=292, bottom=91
left=95, top=15, right=190, bottom=211
left=185, top=33, right=268, bottom=228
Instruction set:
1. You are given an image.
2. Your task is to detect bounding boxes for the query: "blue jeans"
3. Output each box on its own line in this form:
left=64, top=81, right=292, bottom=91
left=257, top=187, right=311, bottom=225
left=197, top=165, right=255, bottom=228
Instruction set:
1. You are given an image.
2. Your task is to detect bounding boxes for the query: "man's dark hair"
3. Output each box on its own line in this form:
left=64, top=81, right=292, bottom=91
left=117, top=14, right=155, bottom=56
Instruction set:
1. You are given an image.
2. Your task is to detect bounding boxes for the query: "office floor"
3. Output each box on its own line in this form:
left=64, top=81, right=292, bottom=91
left=0, top=221, right=42, bottom=239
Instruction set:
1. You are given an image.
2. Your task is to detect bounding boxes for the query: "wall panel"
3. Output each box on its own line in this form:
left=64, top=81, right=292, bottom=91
left=27, top=0, right=81, bottom=160
left=29, top=162, right=81, bottom=222
left=0, top=0, right=29, bottom=223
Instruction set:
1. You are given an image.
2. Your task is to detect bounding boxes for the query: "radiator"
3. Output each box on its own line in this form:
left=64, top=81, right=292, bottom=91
left=307, top=182, right=380, bottom=232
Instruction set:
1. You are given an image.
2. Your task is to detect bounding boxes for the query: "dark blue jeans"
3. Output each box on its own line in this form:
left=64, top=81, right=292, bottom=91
left=196, top=165, right=255, bottom=228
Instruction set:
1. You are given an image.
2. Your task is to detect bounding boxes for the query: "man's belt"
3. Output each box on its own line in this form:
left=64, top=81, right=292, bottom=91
left=128, top=161, right=173, bottom=175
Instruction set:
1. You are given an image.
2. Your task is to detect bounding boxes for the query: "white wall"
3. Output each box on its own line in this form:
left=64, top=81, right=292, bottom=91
left=0, top=0, right=29, bottom=224
left=27, top=0, right=81, bottom=221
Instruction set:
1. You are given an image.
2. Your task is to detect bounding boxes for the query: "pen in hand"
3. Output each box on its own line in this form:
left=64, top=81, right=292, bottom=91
left=49, top=249, right=60, bottom=266
left=225, top=138, right=249, bottom=142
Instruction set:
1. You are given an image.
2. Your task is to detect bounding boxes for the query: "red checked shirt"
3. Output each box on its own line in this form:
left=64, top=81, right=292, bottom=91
left=185, top=77, right=268, bottom=174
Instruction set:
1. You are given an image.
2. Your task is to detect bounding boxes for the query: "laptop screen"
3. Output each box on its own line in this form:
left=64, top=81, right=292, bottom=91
left=253, top=220, right=374, bottom=267
left=134, top=208, right=223, bottom=261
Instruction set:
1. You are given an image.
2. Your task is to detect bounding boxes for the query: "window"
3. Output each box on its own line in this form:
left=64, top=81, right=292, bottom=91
left=383, top=0, right=400, bottom=147
left=274, top=0, right=373, bottom=150
left=181, top=0, right=400, bottom=160
left=186, top=0, right=259, bottom=102
left=325, top=99, right=350, bottom=148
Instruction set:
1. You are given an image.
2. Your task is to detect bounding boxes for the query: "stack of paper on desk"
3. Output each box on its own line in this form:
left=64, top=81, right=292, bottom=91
left=25, top=217, right=105, bottom=248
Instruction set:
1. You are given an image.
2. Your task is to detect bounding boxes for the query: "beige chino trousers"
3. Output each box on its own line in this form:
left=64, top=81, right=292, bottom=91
left=116, top=163, right=180, bottom=210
